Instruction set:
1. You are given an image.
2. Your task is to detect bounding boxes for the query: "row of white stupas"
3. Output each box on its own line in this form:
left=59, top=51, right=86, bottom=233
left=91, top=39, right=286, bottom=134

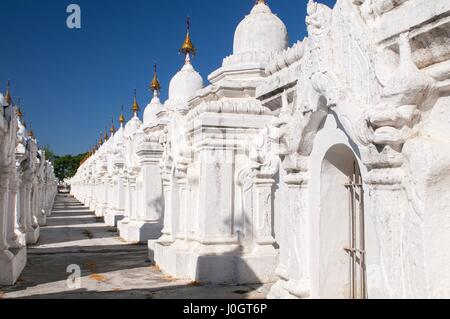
left=71, top=0, right=450, bottom=298
left=0, top=82, right=58, bottom=285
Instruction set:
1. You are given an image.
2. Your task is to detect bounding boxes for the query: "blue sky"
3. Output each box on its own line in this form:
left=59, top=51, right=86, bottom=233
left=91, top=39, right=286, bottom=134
left=0, top=0, right=336, bottom=155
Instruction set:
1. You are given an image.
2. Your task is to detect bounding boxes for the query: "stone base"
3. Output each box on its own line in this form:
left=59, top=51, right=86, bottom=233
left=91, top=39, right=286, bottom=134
left=119, top=220, right=162, bottom=244
left=0, top=246, right=27, bottom=285
left=267, top=279, right=298, bottom=299
left=14, top=229, right=27, bottom=247
left=267, top=277, right=312, bottom=299
left=94, top=205, right=106, bottom=217
left=26, top=226, right=40, bottom=244
left=152, top=241, right=279, bottom=284
left=37, top=214, right=46, bottom=226
left=104, top=210, right=124, bottom=227
left=45, top=204, right=54, bottom=217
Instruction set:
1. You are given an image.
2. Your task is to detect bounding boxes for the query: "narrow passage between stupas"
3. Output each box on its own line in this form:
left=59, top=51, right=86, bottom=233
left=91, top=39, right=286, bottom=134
left=0, top=192, right=270, bottom=299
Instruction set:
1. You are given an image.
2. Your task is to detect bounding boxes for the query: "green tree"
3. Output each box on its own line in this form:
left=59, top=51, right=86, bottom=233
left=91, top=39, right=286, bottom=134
left=53, top=153, right=87, bottom=182
left=40, top=144, right=57, bottom=163
left=38, top=145, right=87, bottom=182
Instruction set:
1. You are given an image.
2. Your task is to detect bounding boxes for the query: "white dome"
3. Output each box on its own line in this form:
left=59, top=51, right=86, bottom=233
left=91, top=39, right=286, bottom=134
left=143, top=95, right=164, bottom=125
left=168, top=62, right=203, bottom=101
left=233, top=2, right=288, bottom=55
left=124, top=115, right=142, bottom=137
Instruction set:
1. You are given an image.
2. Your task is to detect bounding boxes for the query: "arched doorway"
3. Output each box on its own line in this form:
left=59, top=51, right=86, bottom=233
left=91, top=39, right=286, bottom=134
left=318, top=144, right=366, bottom=299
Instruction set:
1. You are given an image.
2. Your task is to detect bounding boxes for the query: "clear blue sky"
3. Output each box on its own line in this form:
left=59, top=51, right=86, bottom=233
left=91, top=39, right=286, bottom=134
left=0, top=0, right=336, bottom=156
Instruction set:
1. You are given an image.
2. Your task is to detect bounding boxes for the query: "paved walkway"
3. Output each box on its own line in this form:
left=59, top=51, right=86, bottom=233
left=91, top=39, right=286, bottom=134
left=0, top=194, right=270, bottom=299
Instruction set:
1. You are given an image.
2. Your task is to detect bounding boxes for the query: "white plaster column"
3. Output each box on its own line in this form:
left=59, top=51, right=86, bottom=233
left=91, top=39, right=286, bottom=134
left=196, top=148, right=236, bottom=245
left=130, top=140, right=165, bottom=239
left=362, top=146, right=411, bottom=298
left=175, top=176, right=189, bottom=242
left=0, top=172, right=10, bottom=253
left=7, top=172, right=21, bottom=248
left=252, top=176, right=277, bottom=255
left=159, top=174, right=175, bottom=243
left=31, top=182, right=39, bottom=228
left=137, top=149, right=164, bottom=222
left=283, top=173, right=311, bottom=299
left=23, top=182, right=38, bottom=244
left=14, top=175, right=26, bottom=247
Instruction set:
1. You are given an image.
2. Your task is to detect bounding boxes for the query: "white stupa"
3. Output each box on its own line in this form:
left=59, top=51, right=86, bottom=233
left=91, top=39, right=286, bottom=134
left=167, top=17, right=204, bottom=113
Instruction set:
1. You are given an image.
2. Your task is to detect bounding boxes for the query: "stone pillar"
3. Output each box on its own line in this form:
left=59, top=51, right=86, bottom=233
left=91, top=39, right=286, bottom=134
left=175, top=177, right=189, bottom=242
left=24, top=182, right=39, bottom=244
left=121, top=176, right=129, bottom=223
left=136, top=143, right=164, bottom=228
left=0, top=172, right=10, bottom=253
left=252, top=176, right=277, bottom=255
left=118, top=169, right=141, bottom=241
left=20, top=184, right=30, bottom=236
left=31, top=182, right=39, bottom=228
left=104, top=171, right=125, bottom=227
left=196, top=148, right=236, bottom=245
left=0, top=170, right=27, bottom=286
left=37, top=181, right=46, bottom=226
left=159, top=175, right=175, bottom=243
left=129, top=177, right=137, bottom=222
left=7, top=173, right=21, bottom=248
left=286, top=172, right=311, bottom=298
left=14, top=177, right=26, bottom=247
left=268, top=170, right=312, bottom=299
left=363, top=145, right=412, bottom=298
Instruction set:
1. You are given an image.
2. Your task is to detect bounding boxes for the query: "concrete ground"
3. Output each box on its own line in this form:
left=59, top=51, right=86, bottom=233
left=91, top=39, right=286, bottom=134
left=0, top=194, right=270, bottom=299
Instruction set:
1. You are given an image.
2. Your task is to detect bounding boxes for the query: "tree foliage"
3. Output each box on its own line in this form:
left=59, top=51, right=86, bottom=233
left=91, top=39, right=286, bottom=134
left=41, top=145, right=56, bottom=163
left=40, top=145, right=86, bottom=182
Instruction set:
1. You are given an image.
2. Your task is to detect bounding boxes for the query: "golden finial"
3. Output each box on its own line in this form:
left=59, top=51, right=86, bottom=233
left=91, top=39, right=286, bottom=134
left=150, top=63, right=161, bottom=93
left=5, top=80, right=12, bottom=105
left=119, top=105, right=125, bottom=125
left=110, top=117, right=116, bottom=134
left=28, top=122, right=35, bottom=138
left=98, top=132, right=103, bottom=146
left=17, top=98, right=23, bottom=118
left=180, top=16, right=196, bottom=56
left=132, top=89, right=140, bottom=114
left=256, top=0, right=267, bottom=4
left=104, top=128, right=108, bottom=141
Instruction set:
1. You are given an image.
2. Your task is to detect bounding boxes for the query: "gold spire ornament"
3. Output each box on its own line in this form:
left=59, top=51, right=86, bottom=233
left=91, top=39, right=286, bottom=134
left=119, top=105, right=125, bottom=125
left=110, top=117, right=116, bottom=134
left=180, top=16, right=196, bottom=56
left=256, top=0, right=266, bottom=4
left=17, top=98, right=23, bottom=118
left=5, top=80, right=12, bottom=105
left=98, top=132, right=103, bottom=146
left=132, top=89, right=140, bottom=114
left=28, top=122, right=35, bottom=138
left=104, top=129, right=108, bottom=141
left=150, top=63, right=161, bottom=93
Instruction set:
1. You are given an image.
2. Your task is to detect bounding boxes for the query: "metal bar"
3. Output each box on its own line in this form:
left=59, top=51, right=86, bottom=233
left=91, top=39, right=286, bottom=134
left=346, top=173, right=354, bottom=299
left=351, top=161, right=357, bottom=299
left=358, top=171, right=367, bottom=299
